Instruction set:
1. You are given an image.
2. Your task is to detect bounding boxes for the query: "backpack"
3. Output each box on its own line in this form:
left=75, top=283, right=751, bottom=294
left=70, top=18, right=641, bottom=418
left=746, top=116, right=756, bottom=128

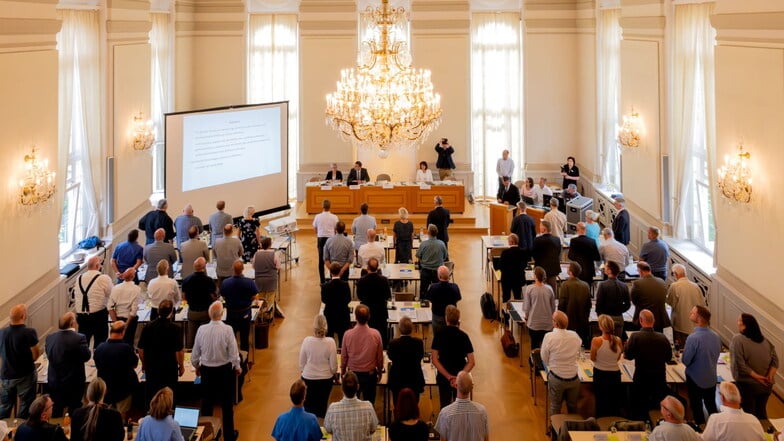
left=500, top=328, right=519, bottom=358
left=480, top=292, right=498, bottom=321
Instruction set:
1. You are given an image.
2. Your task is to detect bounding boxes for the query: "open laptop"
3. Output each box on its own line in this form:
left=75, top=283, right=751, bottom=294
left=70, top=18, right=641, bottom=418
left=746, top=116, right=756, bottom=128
left=173, top=406, right=200, bottom=440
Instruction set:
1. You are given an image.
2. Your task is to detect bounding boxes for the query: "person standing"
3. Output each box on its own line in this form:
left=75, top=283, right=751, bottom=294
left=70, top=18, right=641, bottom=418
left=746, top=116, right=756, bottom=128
left=416, top=224, right=448, bottom=300
left=567, top=222, right=601, bottom=287
left=543, top=198, right=567, bottom=242
left=630, top=261, right=671, bottom=332
left=560, top=156, right=580, bottom=190
left=137, top=300, right=184, bottom=401
left=393, top=207, right=414, bottom=263
left=323, top=371, right=378, bottom=440
left=523, top=267, right=556, bottom=350
left=681, top=305, right=721, bottom=426
left=110, top=229, right=143, bottom=283
left=509, top=201, right=536, bottom=260
left=221, top=260, right=258, bottom=352
left=214, top=224, right=244, bottom=285
left=45, top=312, right=91, bottom=417
left=623, top=309, right=672, bottom=421
left=590, top=315, right=623, bottom=417
left=388, top=388, right=429, bottom=441
left=434, top=138, right=455, bottom=180
left=667, top=264, right=707, bottom=345
left=434, top=372, right=489, bottom=441
left=142, top=229, right=177, bottom=286
left=498, top=234, right=526, bottom=303
left=0, top=304, right=40, bottom=419
left=147, top=259, right=180, bottom=321
left=238, top=206, right=261, bottom=263
left=253, top=236, right=280, bottom=318
left=323, top=221, right=354, bottom=282
left=192, top=301, right=242, bottom=441
left=340, top=305, right=384, bottom=406
left=639, top=226, right=669, bottom=280
left=558, top=262, right=592, bottom=348
left=351, top=203, right=377, bottom=253
left=313, top=199, right=339, bottom=284
left=182, top=257, right=218, bottom=348
left=179, top=226, right=210, bottom=280
left=541, top=311, right=582, bottom=417
left=139, top=198, right=175, bottom=244
left=730, top=313, right=779, bottom=419
left=271, top=380, right=322, bottom=441
left=93, top=322, right=139, bottom=419
left=108, top=268, right=141, bottom=346
left=73, top=256, right=113, bottom=348
left=208, top=200, right=233, bottom=250
left=387, top=317, right=425, bottom=404
left=298, top=315, right=338, bottom=419
left=321, top=263, right=351, bottom=346
left=611, top=197, right=630, bottom=245
left=173, top=204, right=203, bottom=250
left=496, top=149, right=515, bottom=194
left=426, top=196, right=452, bottom=247
left=356, top=258, right=392, bottom=348
left=594, top=261, right=631, bottom=339
left=425, top=265, right=462, bottom=338
left=531, top=220, right=561, bottom=296
left=431, top=306, right=475, bottom=409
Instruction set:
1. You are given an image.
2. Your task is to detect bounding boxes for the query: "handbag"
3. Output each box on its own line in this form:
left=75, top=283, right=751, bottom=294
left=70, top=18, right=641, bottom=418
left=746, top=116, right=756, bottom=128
left=500, top=328, right=519, bottom=358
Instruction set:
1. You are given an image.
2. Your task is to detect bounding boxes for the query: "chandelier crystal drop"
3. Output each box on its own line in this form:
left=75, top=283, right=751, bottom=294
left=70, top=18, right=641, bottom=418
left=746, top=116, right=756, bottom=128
left=325, top=0, right=442, bottom=157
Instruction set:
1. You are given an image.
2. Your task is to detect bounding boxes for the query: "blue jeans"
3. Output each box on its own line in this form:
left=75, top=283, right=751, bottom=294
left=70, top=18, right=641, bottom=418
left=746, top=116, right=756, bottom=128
left=0, top=372, right=37, bottom=418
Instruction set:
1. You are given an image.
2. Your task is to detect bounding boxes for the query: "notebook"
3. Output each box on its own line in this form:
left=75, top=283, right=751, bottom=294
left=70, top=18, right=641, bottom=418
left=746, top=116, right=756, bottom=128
left=173, top=406, right=200, bottom=440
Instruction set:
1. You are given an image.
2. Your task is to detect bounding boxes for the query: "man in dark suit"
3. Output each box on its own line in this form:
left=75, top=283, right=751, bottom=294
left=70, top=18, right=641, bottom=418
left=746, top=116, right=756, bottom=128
left=612, top=197, right=630, bottom=245
left=499, top=233, right=527, bottom=303
left=624, top=309, right=672, bottom=420
left=426, top=265, right=462, bottom=336
left=346, top=161, right=370, bottom=185
left=137, top=299, right=184, bottom=402
left=94, top=321, right=139, bottom=418
left=138, top=198, right=175, bottom=244
left=568, top=222, right=601, bottom=287
left=426, top=195, right=453, bottom=247
left=558, top=262, right=592, bottom=348
left=45, top=312, right=91, bottom=417
left=325, top=163, right=343, bottom=181
left=357, top=258, right=392, bottom=348
left=496, top=176, right=521, bottom=206
left=321, top=263, right=352, bottom=346
left=531, top=220, right=562, bottom=296
left=631, top=261, right=671, bottom=332
left=510, top=201, right=537, bottom=259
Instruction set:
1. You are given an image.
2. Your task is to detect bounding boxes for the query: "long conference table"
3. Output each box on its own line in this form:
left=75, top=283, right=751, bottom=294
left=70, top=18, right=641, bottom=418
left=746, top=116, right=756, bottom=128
left=305, top=181, right=465, bottom=214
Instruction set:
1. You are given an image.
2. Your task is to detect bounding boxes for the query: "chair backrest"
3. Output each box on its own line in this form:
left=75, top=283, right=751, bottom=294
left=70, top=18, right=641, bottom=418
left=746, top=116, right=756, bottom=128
left=559, top=418, right=600, bottom=441
left=394, top=292, right=416, bottom=302
left=376, top=173, right=391, bottom=182
left=514, top=180, right=525, bottom=192
left=443, top=261, right=455, bottom=281
left=309, top=176, right=323, bottom=182
left=609, top=420, right=646, bottom=432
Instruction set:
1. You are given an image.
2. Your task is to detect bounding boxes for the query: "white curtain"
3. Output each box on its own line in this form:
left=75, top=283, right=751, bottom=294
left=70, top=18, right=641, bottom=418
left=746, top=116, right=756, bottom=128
left=470, top=12, right=523, bottom=197
left=150, top=12, right=173, bottom=193
left=595, top=8, right=621, bottom=190
left=248, top=14, right=299, bottom=199
left=58, top=8, right=102, bottom=238
left=670, top=2, right=717, bottom=252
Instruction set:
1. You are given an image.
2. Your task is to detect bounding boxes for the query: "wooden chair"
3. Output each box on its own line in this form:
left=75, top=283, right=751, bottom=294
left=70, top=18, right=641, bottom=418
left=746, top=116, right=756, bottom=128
left=394, top=292, right=416, bottom=302
left=376, top=173, right=391, bottom=182
left=309, top=176, right=323, bottom=182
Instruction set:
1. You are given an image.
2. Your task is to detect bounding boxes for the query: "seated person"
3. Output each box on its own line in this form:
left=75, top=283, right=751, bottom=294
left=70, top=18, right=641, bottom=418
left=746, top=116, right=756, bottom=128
left=415, top=161, right=434, bottom=183
left=346, top=161, right=370, bottom=185
left=497, top=176, right=521, bottom=206
left=563, top=183, right=581, bottom=202
left=534, top=177, right=553, bottom=206
left=325, top=163, right=342, bottom=182
left=522, top=177, right=537, bottom=201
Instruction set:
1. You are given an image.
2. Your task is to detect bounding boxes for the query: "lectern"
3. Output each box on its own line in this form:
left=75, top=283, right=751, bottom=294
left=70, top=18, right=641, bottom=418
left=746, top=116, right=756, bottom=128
left=489, top=203, right=515, bottom=235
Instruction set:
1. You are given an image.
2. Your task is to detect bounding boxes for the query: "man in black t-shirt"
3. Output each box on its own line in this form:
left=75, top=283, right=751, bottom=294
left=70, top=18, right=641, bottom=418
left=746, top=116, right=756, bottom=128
left=138, top=299, right=184, bottom=403
left=182, top=257, right=218, bottom=348
left=427, top=266, right=462, bottom=336
left=0, top=304, right=40, bottom=419
left=431, top=305, right=475, bottom=409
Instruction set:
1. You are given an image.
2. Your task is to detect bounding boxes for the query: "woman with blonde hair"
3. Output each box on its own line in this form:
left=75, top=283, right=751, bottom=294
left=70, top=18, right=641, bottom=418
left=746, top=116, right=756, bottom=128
left=392, top=207, right=414, bottom=263
left=136, top=387, right=184, bottom=441
left=239, top=205, right=261, bottom=262
left=298, top=314, right=338, bottom=418
left=71, top=378, right=124, bottom=441
left=590, top=314, right=623, bottom=417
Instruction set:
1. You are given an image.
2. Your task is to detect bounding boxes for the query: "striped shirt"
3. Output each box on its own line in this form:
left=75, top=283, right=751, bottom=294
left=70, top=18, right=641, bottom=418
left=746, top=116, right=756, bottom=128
left=435, top=398, right=489, bottom=441
left=324, top=396, right=378, bottom=441
left=191, top=320, right=241, bottom=370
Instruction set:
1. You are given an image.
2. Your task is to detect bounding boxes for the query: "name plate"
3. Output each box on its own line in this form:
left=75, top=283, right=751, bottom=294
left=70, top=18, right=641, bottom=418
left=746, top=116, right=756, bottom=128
left=349, top=184, right=361, bottom=190
left=382, top=182, right=394, bottom=189
left=419, top=184, right=431, bottom=190
left=320, top=185, right=332, bottom=190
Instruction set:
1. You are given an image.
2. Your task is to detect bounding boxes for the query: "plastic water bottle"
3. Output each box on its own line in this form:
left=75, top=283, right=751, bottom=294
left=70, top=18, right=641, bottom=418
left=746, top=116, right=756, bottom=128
left=579, top=346, right=585, bottom=362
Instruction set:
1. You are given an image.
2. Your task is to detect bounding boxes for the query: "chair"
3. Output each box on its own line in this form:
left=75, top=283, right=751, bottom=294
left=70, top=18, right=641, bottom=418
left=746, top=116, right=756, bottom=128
left=394, top=292, right=416, bottom=302
left=514, top=180, right=525, bottom=193
left=549, top=413, right=587, bottom=441
left=607, top=420, right=646, bottom=432
left=529, top=349, right=544, bottom=404
left=309, top=176, right=323, bottom=182
left=199, top=416, right=222, bottom=441
left=556, top=417, right=600, bottom=441
left=443, top=261, right=455, bottom=282
left=376, top=173, right=391, bottom=182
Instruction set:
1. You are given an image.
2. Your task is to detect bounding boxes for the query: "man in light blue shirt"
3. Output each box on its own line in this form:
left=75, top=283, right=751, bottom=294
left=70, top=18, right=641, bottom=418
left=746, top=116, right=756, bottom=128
left=681, top=305, right=721, bottom=426
left=416, top=224, right=448, bottom=299
left=272, top=380, right=322, bottom=441
left=639, top=226, right=669, bottom=280
left=351, top=203, right=376, bottom=251
left=173, top=204, right=203, bottom=250
left=324, top=222, right=354, bottom=281
left=192, top=301, right=241, bottom=441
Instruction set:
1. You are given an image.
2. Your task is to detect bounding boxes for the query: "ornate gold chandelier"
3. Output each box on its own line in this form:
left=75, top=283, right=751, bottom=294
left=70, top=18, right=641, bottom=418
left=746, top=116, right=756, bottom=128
left=717, top=143, right=752, bottom=203
left=325, top=0, right=442, bottom=158
left=617, top=109, right=642, bottom=149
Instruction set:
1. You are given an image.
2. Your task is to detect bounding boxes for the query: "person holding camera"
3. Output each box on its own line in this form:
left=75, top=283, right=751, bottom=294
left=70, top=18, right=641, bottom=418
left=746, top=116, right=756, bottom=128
left=435, top=138, right=455, bottom=180
left=560, top=156, right=580, bottom=189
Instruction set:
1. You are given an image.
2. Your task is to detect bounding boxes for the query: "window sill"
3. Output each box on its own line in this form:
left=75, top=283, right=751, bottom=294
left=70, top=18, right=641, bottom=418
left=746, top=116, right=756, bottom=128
left=663, top=237, right=715, bottom=276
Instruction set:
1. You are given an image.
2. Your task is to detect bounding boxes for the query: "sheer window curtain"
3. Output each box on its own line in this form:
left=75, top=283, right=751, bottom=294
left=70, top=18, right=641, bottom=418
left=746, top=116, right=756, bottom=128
left=58, top=8, right=102, bottom=240
left=248, top=14, right=299, bottom=200
left=150, top=12, right=173, bottom=194
left=596, top=8, right=621, bottom=190
left=670, top=2, right=717, bottom=253
left=470, top=12, right=523, bottom=197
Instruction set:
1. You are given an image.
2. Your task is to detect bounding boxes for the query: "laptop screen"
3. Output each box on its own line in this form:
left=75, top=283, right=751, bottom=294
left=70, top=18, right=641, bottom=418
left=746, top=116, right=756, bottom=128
left=174, top=407, right=200, bottom=428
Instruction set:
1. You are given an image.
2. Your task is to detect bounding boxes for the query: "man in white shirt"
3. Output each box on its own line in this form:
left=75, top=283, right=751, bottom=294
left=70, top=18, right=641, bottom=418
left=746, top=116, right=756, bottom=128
left=147, top=260, right=181, bottom=320
left=541, top=310, right=582, bottom=418
left=534, top=177, right=553, bottom=206
left=108, top=268, right=141, bottom=345
left=598, top=228, right=631, bottom=269
left=357, top=229, right=385, bottom=268
left=543, top=198, right=567, bottom=243
left=701, top=381, right=766, bottom=441
left=73, top=256, right=113, bottom=348
left=192, top=301, right=242, bottom=441
left=313, top=199, right=339, bottom=284
left=496, top=149, right=515, bottom=194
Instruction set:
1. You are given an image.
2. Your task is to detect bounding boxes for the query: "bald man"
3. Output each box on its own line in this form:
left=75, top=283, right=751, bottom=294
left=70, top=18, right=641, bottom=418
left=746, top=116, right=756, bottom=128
left=624, top=309, right=672, bottom=420
left=73, top=256, right=113, bottom=348
left=541, top=311, right=582, bottom=418
left=139, top=198, right=175, bottom=244
left=108, top=268, right=141, bottom=346
left=0, top=304, right=40, bottom=418
left=94, top=321, right=139, bottom=418
left=182, top=257, right=218, bottom=348
left=356, top=228, right=385, bottom=268
left=142, top=228, right=177, bottom=285
left=648, top=395, right=701, bottom=441
left=435, top=372, right=489, bottom=441
left=220, top=260, right=257, bottom=352
left=174, top=203, right=203, bottom=249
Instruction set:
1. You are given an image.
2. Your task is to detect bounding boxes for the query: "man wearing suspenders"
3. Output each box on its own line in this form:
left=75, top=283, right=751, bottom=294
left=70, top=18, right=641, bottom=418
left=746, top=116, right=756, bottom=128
left=74, top=256, right=113, bottom=348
